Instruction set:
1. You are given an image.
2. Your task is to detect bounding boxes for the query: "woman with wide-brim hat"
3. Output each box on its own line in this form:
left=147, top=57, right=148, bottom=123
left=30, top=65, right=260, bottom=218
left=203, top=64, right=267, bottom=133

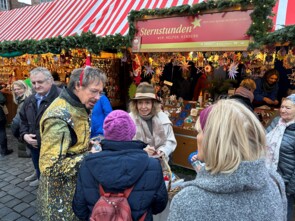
left=129, top=82, right=177, bottom=161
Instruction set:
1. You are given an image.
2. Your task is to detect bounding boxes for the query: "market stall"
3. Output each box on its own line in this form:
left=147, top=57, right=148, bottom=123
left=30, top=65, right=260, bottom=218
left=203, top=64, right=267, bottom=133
left=127, top=0, right=291, bottom=169
left=0, top=0, right=202, bottom=123
left=0, top=49, right=128, bottom=119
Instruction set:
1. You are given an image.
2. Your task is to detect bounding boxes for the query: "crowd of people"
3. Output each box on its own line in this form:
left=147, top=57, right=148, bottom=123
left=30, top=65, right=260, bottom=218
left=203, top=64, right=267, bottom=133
left=0, top=66, right=294, bottom=221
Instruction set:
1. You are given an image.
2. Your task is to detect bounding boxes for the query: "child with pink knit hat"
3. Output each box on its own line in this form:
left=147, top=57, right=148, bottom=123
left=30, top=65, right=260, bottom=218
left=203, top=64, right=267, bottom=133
left=73, top=110, right=168, bottom=220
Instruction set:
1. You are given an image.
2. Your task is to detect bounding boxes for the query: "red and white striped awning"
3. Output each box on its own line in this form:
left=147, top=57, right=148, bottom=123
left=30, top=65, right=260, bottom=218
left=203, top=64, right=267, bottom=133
left=272, top=0, right=295, bottom=30
left=0, top=0, right=97, bottom=41
left=27, top=0, right=96, bottom=40
left=66, top=0, right=203, bottom=37
left=0, top=2, right=51, bottom=41
left=0, top=0, right=294, bottom=42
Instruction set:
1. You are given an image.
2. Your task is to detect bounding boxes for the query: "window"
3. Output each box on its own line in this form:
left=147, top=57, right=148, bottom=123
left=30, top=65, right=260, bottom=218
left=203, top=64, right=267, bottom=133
left=0, top=0, right=8, bottom=11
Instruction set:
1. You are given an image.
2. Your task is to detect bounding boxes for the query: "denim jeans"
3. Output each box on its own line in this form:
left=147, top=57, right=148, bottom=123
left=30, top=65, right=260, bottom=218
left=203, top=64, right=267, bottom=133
left=30, top=147, right=40, bottom=179
left=0, top=121, right=8, bottom=154
left=287, top=194, right=294, bottom=221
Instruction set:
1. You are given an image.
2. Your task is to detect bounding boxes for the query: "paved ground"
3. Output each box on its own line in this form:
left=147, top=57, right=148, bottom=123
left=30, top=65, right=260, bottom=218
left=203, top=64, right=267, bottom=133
left=2, top=127, right=292, bottom=221
left=0, top=127, right=195, bottom=221
left=0, top=129, right=40, bottom=221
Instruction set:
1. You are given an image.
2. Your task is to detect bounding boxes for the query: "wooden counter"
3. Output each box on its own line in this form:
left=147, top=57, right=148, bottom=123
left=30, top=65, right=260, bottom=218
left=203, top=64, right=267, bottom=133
left=2, top=90, right=17, bottom=124
left=171, top=127, right=197, bottom=170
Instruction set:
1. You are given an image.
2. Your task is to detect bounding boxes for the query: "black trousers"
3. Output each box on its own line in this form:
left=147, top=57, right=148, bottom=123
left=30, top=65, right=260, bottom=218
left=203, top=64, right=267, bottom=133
left=0, top=119, right=8, bottom=154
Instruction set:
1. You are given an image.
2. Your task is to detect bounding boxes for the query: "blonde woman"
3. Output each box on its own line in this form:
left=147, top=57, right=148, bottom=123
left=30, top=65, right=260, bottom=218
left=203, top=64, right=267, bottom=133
left=11, top=80, right=32, bottom=157
left=168, top=99, right=286, bottom=221
left=12, top=80, right=32, bottom=112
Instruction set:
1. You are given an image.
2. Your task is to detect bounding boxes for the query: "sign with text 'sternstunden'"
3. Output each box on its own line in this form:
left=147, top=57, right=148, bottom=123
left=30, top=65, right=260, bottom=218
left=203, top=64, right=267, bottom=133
left=132, top=10, right=253, bottom=52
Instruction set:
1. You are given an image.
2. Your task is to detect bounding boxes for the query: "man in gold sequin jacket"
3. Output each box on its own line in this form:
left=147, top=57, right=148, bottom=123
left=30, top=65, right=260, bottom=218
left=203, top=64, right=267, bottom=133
left=38, top=67, right=107, bottom=221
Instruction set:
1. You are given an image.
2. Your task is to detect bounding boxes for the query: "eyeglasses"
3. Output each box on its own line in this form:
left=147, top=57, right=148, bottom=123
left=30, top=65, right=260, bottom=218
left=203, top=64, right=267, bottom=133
left=87, top=88, right=105, bottom=96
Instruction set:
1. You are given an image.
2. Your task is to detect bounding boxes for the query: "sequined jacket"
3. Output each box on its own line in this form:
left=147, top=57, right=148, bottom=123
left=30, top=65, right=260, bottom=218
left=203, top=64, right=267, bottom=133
left=38, top=88, right=90, bottom=221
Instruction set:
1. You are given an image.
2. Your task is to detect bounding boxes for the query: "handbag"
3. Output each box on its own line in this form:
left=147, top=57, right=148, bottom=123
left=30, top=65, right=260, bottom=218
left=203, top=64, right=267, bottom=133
left=0, top=104, right=8, bottom=115
left=160, top=156, right=182, bottom=200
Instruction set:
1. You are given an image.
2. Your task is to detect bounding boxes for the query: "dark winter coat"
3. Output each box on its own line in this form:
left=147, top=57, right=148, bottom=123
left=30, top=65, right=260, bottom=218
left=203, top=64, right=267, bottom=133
left=72, top=140, right=168, bottom=221
left=230, top=94, right=254, bottom=112
left=266, top=117, right=295, bottom=194
left=19, top=84, right=61, bottom=148
left=254, top=78, right=279, bottom=103
left=0, top=91, right=6, bottom=122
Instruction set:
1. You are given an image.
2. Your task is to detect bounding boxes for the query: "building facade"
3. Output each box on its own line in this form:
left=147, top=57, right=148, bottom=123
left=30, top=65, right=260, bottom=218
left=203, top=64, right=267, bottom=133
left=0, top=0, right=52, bottom=11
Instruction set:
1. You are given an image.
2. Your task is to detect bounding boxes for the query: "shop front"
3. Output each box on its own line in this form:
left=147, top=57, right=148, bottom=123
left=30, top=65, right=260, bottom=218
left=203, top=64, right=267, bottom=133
left=128, top=4, right=281, bottom=169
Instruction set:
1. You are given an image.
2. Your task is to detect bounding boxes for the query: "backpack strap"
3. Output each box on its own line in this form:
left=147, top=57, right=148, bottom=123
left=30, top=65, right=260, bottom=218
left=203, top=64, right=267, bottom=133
left=123, top=185, right=134, bottom=198
left=138, top=211, right=147, bottom=221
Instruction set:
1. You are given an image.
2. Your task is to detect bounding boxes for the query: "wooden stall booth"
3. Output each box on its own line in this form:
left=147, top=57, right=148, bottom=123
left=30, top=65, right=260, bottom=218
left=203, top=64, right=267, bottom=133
left=0, top=49, right=130, bottom=123
left=128, top=3, right=269, bottom=169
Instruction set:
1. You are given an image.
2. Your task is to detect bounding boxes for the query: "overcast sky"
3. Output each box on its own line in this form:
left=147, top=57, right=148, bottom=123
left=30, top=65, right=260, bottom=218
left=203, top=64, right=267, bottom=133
left=18, top=0, right=32, bottom=5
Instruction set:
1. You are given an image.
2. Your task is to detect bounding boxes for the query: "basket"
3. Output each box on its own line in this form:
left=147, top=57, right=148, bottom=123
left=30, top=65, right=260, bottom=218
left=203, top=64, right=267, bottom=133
left=160, top=157, right=182, bottom=200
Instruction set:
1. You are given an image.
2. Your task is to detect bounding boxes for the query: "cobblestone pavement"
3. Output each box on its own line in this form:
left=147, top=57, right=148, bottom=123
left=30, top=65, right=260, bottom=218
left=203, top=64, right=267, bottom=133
left=4, top=127, right=292, bottom=221
left=0, top=128, right=196, bottom=221
left=0, top=129, right=40, bottom=221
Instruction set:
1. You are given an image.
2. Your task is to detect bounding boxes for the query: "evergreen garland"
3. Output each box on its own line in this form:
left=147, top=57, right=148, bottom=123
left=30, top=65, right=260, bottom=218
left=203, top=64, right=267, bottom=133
left=1, top=0, right=291, bottom=56
left=262, top=25, right=295, bottom=46
left=0, top=32, right=128, bottom=56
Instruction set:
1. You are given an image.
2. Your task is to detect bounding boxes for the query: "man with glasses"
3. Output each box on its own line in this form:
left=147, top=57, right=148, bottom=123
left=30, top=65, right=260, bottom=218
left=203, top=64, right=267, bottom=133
left=19, top=67, right=61, bottom=187
left=37, top=67, right=106, bottom=220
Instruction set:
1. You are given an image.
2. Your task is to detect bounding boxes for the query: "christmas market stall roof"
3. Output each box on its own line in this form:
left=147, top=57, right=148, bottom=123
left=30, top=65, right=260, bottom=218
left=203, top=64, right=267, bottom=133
left=0, top=0, right=294, bottom=55
left=0, top=0, right=201, bottom=55
left=272, top=0, right=295, bottom=31
left=264, top=0, right=295, bottom=47
left=0, top=0, right=97, bottom=41
left=65, top=0, right=201, bottom=37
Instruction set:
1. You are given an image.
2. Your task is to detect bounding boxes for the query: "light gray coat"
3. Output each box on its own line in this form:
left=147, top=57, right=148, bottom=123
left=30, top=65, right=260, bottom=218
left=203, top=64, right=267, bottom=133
left=168, top=160, right=287, bottom=221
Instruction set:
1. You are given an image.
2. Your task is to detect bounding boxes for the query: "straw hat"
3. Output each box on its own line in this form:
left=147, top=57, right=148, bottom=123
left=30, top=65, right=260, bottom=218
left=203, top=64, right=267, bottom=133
left=132, top=82, right=159, bottom=101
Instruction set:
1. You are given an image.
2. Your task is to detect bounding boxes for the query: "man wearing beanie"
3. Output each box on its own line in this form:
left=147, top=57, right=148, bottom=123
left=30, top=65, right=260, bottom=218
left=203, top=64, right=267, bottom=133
left=73, top=110, right=168, bottom=221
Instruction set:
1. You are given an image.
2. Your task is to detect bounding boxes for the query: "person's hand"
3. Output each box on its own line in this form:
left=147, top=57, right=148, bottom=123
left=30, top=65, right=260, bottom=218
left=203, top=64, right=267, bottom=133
left=24, top=134, right=38, bottom=148
left=273, top=100, right=279, bottom=105
left=191, top=154, right=198, bottom=162
left=263, top=97, right=274, bottom=105
left=144, top=145, right=156, bottom=157
left=157, top=150, right=166, bottom=158
left=89, top=140, right=102, bottom=153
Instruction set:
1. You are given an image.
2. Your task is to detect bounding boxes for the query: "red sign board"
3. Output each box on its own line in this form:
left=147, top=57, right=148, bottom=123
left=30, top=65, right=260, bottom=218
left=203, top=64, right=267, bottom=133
left=132, top=10, right=253, bottom=52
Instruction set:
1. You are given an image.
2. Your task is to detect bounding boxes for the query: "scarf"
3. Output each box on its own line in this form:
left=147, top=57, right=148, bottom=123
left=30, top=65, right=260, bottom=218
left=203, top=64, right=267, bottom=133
left=133, top=114, right=166, bottom=150
left=16, top=95, right=25, bottom=105
left=234, top=86, right=254, bottom=103
left=266, top=118, right=295, bottom=170
left=262, top=79, right=277, bottom=93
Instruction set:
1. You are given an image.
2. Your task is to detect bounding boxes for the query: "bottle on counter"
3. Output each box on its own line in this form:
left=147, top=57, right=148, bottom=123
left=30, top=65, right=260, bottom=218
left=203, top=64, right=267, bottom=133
left=198, top=91, right=203, bottom=107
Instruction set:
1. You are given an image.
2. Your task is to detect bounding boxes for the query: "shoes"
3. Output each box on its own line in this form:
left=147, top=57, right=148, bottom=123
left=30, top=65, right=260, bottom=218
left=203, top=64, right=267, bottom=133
left=29, top=179, right=39, bottom=187
left=24, top=172, right=37, bottom=182
left=0, top=149, right=13, bottom=156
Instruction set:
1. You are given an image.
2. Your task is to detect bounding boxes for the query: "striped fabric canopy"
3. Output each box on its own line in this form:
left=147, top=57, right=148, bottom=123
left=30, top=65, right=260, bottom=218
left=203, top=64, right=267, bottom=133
left=0, top=0, right=97, bottom=41
left=273, top=0, right=295, bottom=30
left=0, top=0, right=201, bottom=41
left=65, top=0, right=202, bottom=37
left=0, top=2, right=51, bottom=41
left=0, top=0, right=293, bottom=42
